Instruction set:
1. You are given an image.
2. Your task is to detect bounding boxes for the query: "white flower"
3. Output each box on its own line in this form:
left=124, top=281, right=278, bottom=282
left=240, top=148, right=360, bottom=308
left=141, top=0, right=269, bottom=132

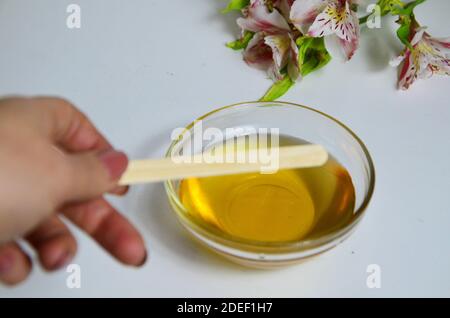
left=290, top=0, right=360, bottom=60
left=395, top=27, right=450, bottom=90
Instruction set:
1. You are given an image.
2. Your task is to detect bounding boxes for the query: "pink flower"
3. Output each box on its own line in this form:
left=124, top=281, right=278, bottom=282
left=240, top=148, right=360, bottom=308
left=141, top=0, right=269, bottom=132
left=290, top=0, right=360, bottom=60
left=391, top=27, right=450, bottom=90
left=237, top=0, right=300, bottom=81
left=244, top=32, right=300, bottom=81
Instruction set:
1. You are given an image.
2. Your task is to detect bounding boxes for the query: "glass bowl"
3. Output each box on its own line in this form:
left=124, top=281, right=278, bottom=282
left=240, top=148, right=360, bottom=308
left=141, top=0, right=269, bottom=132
left=164, top=101, right=375, bottom=268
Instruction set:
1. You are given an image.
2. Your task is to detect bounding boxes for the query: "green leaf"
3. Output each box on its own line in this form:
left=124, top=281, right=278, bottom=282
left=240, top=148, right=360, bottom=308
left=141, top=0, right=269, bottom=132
left=297, top=37, right=331, bottom=77
left=222, top=0, right=250, bottom=14
left=302, top=51, right=331, bottom=77
left=260, top=75, right=294, bottom=102
left=259, top=37, right=332, bottom=102
left=394, top=0, right=426, bottom=47
left=396, top=20, right=412, bottom=46
left=226, top=31, right=254, bottom=50
left=297, top=37, right=315, bottom=64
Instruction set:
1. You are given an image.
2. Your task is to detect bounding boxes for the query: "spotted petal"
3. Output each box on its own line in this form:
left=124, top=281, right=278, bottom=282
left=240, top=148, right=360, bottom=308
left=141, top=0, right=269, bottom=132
left=337, top=7, right=360, bottom=60
left=428, top=36, right=450, bottom=51
left=397, top=28, right=450, bottom=89
left=307, top=1, right=359, bottom=59
left=419, top=33, right=450, bottom=78
left=422, top=32, right=450, bottom=59
left=308, top=2, right=357, bottom=39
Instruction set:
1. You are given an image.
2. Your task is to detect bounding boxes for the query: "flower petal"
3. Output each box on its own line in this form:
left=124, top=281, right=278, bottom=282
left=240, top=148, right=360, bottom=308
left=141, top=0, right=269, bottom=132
left=424, top=33, right=450, bottom=54
left=265, top=34, right=293, bottom=80
left=338, top=36, right=358, bottom=60
left=432, top=58, right=450, bottom=76
left=412, top=29, right=450, bottom=81
left=410, top=27, right=427, bottom=47
left=243, top=32, right=300, bottom=82
left=264, top=34, right=291, bottom=69
left=307, top=3, right=339, bottom=38
left=390, top=54, right=405, bottom=67
left=243, top=32, right=274, bottom=70
left=290, top=0, right=328, bottom=34
left=309, top=2, right=358, bottom=40
left=398, top=50, right=418, bottom=90
left=338, top=8, right=360, bottom=60
left=237, top=0, right=290, bottom=34
left=397, top=26, right=450, bottom=89
left=265, top=33, right=301, bottom=81
left=274, top=0, right=295, bottom=20
left=422, top=49, right=450, bottom=78
left=307, top=1, right=359, bottom=59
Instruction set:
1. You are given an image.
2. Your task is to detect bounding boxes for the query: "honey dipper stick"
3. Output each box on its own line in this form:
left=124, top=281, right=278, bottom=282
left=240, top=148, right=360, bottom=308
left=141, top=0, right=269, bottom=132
left=118, top=144, right=328, bottom=185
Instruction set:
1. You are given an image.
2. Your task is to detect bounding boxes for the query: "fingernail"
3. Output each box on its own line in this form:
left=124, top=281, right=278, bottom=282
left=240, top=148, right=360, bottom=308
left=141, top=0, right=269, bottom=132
left=0, top=253, right=14, bottom=274
left=138, top=251, right=148, bottom=267
left=109, top=185, right=129, bottom=196
left=52, top=251, right=72, bottom=270
left=98, top=149, right=129, bottom=181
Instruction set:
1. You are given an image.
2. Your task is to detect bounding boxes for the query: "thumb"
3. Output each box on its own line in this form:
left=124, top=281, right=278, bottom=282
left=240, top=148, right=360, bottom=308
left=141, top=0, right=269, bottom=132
left=62, top=149, right=128, bottom=202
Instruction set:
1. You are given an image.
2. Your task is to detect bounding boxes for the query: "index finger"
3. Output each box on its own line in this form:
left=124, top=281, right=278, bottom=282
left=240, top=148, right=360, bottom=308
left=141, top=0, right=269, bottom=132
left=30, top=97, right=128, bottom=195
left=31, top=97, right=113, bottom=152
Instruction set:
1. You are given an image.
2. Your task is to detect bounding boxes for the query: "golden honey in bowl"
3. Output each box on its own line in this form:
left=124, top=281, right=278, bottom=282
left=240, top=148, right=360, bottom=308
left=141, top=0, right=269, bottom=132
left=179, top=135, right=356, bottom=243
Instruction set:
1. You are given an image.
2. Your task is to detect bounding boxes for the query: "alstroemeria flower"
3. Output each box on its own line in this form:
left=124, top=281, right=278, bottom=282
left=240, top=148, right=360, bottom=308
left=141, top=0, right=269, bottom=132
left=391, top=27, right=450, bottom=90
left=237, top=0, right=300, bottom=81
left=238, top=0, right=290, bottom=34
left=244, top=32, right=300, bottom=81
left=290, top=0, right=360, bottom=60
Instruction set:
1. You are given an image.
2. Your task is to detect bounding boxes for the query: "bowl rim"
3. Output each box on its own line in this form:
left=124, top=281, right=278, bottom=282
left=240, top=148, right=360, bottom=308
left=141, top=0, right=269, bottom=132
left=164, top=101, right=376, bottom=252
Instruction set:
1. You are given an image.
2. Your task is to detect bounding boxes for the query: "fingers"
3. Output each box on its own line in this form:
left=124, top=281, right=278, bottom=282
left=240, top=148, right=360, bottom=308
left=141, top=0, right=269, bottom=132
left=63, top=198, right=147, bottom=266
left=30, top=97, right=112, bottom=152
left=30, top=97, right=129, bottom=196
left=58, top=150, right=128, bottom=203
left=0, top=242, right=32, bottom=286
left=26, top=216, right=77, bottom=271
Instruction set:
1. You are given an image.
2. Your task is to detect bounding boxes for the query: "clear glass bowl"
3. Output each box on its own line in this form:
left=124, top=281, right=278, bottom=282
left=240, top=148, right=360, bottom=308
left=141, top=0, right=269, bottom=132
left=165, top=101, right=375, bottom=268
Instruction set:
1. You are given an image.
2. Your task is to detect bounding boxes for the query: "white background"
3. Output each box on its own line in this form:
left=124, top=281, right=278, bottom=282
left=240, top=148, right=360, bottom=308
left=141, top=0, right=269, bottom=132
left=0, top=0, right=449, bottom=297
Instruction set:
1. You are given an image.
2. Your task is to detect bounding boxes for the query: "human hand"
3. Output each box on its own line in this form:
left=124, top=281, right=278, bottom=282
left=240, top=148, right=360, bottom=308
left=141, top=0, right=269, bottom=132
left=0, top=97, right=146, bottom=285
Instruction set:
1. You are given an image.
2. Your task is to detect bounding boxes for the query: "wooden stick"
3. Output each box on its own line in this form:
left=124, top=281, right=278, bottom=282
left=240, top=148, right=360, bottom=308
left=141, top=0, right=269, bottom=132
left=119, top=144, right=328, bottom=185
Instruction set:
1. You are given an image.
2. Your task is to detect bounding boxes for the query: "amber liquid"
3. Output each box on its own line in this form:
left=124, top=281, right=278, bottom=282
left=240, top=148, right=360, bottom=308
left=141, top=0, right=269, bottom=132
left=179, top=135, right=356, bottom=243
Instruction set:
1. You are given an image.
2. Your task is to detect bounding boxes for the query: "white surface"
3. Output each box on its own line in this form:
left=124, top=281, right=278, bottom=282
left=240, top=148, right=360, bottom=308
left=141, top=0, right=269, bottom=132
left=0, top=0, right=449, bottom=297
